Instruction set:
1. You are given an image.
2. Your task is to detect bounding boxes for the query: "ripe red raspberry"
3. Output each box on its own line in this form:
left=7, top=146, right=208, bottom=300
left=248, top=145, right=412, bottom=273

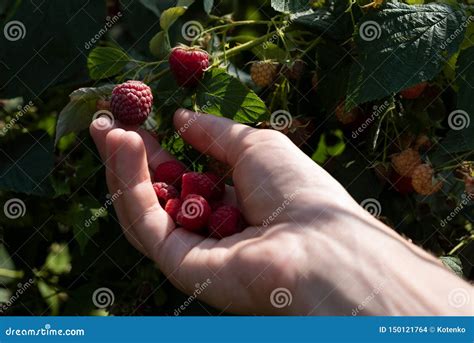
left=411, top=164, right=443, bottom=195
left=176, top=194, right=211, bottom=232
left=164, top=198, right=182, bottom=222
left=391, top=148, right=421, bottom=177
left=250, top=61, right=278, bottom=87
left=110, top=80, right=153, bottom=125
left=153, top=182, right=179, bottom=206
left=154, top=161, right=187, bottom=187
left=204, top=172, right=225, bottom=200
left=335, top=101, right=359, bottom=125
left=400, top=82, right=428, bottom=99
left=208, top=205, right=242, bottom=238
left=169, top=46, right=210, bottom=88
left=181, top=172, right=214, bottom=200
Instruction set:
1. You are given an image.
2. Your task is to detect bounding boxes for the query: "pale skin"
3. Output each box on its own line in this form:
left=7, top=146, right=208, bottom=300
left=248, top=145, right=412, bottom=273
left=90, top=109, right=473, bottom=315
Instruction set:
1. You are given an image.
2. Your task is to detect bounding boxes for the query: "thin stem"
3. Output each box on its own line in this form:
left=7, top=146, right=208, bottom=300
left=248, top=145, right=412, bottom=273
left=449, top=234, right=474, bottom=255
left=0, top=268, right=24, bottom=279
left=146, top=68, right=171, bottom=84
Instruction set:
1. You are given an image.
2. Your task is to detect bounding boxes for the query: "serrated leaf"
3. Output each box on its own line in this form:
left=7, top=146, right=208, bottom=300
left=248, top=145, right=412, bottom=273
left=149, top=31, right=171, bottom=58
left=196, top=69, right=268, bottom=123
left=87, top=47, right=130, bottom=80
left=160, top=6, right=187, bottom=31
left=203, top=0, right=213, bottom=14
left=271, top=0, right=310, bottom=13
left=347, top=3, right=467, bottom=107
left=291, top=0, right=353, bottom=39
left=55, top=85, right=114, bottom=145
left=440, top=256, right=464, bottom=277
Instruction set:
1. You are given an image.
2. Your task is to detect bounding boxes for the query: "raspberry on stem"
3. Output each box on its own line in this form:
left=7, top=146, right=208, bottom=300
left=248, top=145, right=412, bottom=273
left=411, top=164, right=443, bottom=195
left=250, top=61, right=278, bottom=87
left=391, top=148, right=421, bottom=177
left=169, top=46, right=210, bottom=88
left=110, top=80, right=153, bottom=125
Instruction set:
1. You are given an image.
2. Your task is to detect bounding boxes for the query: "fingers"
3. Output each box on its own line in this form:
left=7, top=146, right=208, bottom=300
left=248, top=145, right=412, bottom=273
left=173, top=109, right=256, bottom=166
left=107, top=130, right=176, bottom=261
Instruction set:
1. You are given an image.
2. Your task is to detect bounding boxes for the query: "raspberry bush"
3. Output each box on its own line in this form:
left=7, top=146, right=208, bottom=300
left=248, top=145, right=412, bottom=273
left=0, top=0, right=473, bottom=315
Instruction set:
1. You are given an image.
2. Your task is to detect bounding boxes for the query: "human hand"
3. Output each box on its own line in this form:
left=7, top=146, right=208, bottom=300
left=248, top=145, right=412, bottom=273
left=90, top=109, right=473, bottom=316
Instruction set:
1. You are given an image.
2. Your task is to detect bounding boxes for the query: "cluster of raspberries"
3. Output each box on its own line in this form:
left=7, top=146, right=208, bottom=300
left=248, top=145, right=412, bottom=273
left=153, top=161, right=243, bottom=238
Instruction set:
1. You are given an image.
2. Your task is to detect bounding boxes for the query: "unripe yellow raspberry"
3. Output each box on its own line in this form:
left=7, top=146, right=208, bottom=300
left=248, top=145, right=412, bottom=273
left=411, top=164, right=443, bottom=195
left=250, top=61, right=278, bottom=87
left=391, top=148, right=421, bottom=177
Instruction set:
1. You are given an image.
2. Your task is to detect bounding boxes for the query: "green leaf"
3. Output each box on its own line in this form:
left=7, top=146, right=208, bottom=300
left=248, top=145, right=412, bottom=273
left=252, top=43, right=287, bottom=62
left=440, top=256, right=464, bottom=277
left=149, top=31, right=171, bottom=58
left=196, top=69, right=268, bottom=123
left=0, top=131, right=54, bottom=196
left=291, top=0, right=353, bottom=39
left=271, top=0, right=310, bottom=14
left=37, top=280, right=60, bottom=315
left=203, top=0, right=213, bottom=14
left=160, top=6, right=187, bottom=31
left=347, top=3, right=467, bottom=107
left=55, top=85, right=114, bottom=145
left=87, top=47, right=131, bottom=80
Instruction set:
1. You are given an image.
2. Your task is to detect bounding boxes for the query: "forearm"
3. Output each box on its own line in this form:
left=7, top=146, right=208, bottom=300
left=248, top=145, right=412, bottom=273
left=295, top=207, right=473, bottom=316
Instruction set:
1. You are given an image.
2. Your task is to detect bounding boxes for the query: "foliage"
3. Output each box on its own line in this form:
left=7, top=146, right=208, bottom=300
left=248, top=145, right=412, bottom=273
left=0, top=0, right=473, bottom=315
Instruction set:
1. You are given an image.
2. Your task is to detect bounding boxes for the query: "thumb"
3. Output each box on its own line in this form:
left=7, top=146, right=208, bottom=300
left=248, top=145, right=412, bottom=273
left=173, top=109, right=256, bottom=166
